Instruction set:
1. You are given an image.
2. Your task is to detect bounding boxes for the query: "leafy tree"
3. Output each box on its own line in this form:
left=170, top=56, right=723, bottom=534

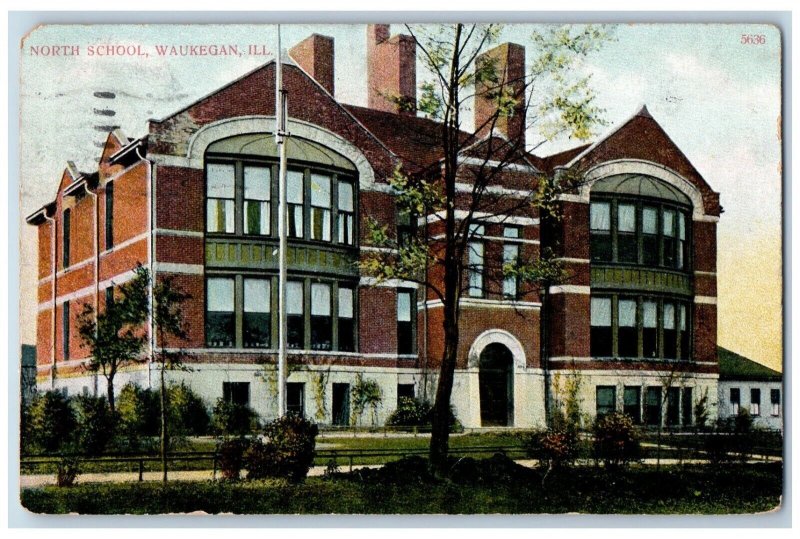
left=26, top=391, right=77, bottom=453
left=117, top=383, right=160, bottom=450
left=73, top=394, right=117, bottom=455
left=77, top=264, right=149, bottom=413
left=359, top=23, right=611, bottom=472
left=211, top=398, right=259, bottom=437
left=168, top=382, right=211, bottom=437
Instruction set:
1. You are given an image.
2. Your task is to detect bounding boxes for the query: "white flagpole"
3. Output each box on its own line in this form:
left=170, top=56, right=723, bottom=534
left=276, top=25, right=288, bottom=417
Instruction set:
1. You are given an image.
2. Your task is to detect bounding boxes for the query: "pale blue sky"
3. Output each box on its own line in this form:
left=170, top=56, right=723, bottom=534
left=18, top=23, right=783, bottom=368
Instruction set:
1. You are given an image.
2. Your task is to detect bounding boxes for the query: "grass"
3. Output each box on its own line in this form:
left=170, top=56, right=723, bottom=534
left=20, top=462, right=783, bottom=515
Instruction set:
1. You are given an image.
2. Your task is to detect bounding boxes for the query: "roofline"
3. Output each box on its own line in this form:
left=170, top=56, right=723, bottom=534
left=109, top=137, right=146, bottom=164
left=25, top=204, right=55, bottom=225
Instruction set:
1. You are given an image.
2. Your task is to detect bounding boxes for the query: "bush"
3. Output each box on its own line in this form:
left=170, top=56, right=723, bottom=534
left=211, top=399, right=259, bottom=437
left=525, top=428, right=579, bottom=470
left=244, top=414, right=319, bottom=483
left=386, top=397, right=432, bottom=427
left=117, top=383, right=160, bottom=448
left=217, top=439, right=248, bottom=481
left=74, top=395, right=116, bottom=455
left=56, top=456, right=80, bottom=487
left=592, top=412, right=641, bottom=469
left=27, top=391, right=77, bottom=453
left=168, top=383, right=210, bottom=436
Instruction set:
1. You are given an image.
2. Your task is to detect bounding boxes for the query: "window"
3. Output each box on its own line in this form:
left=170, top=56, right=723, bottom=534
left=287, top=281, right=304, bottom=349
left=397, top=383, right=415, bottom=405
left=338, top=286, right=355, bottom=352
left=244, top=165, right=270, bottom=235
left=243, top=278, right=270, bottom=348
left=503, top=244, right=519, bottom=299
left=206, top=163, right=235, bottom=233
left=590, top=201, right=611, bottom=262
left=105, top=286, right=114, bottom=308
left=337, top=181, right=355, bottom=245
left=666, top=387, right=680, bottom=426
left=645, top=386, right=662, bottom=426
left=105, top=181, right=114, bottom=249
left=503, top=226, right=520, bottom=239
left=750, top=388, right=761, bottom=416
left=310, top=173, right=332, bottom=241
left=397, top=210, right=415, bottom=247
left=682, top=387, right=693, bottom=426
left=596, top=386, right=616, bottom=417
left=467, top=224, right=485, bottom=298
left=591, top=294, right=690, bottom=360
left=311, top=283, right=332, bottom=350
left=590, top=297, right=612, bottom=357
left=287, top=383, right=305, bottom=417
left=590, top=198, right=690, bottom=270
left=287, top=170, right=305, bottom=238
left=62, top=300, right=70, bottom=360
left=223, top=382, right=249, bottom=406
left=623, top=386, right=641, bottom=423
left=397, top=289, right=414, bottom=354
left=770, top=389, right=780, bottom=416
left=618, top=298, right=638, bottom=357
left=62, top=209, right=71, bottom=268
left=206, top=278, right=235, bottom=347
left=730, top=388, right=740, bottom=415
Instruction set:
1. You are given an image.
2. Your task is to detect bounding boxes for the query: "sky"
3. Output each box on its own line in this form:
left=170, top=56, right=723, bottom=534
left=17, top=23, right=783, bottom=371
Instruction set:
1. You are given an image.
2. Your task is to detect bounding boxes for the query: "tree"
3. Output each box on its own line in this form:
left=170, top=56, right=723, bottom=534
left=360, top=23, right=611, bottom=471
left=77, top=265, right=149, bottom=413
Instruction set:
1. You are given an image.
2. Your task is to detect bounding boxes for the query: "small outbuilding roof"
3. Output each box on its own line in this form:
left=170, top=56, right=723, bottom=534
left=718, top=347, right=782, bottom=382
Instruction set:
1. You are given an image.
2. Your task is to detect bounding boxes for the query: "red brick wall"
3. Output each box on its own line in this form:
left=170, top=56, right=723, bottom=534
left=359, top=286, right=397, bottom=354
left=693, top=302, right=717, bottom=365
left=154, top=273, right=205, bottom=348
left=155, top=166, right=204, bottom=232
left=289, top=34, right=335, bottom=95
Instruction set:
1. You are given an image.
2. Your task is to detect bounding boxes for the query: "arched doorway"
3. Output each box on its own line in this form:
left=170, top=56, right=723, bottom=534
left=479, top=343, right=514, bottom=426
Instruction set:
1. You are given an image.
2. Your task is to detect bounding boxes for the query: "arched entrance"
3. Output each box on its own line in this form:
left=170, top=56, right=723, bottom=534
left=479, top=343, right=514, bottom=426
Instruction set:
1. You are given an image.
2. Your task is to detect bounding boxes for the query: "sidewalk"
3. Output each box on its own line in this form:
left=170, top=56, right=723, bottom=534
left=19, top=456, right=780, bottom=488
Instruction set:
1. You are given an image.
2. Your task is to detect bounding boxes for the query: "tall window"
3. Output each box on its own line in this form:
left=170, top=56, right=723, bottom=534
left=770, top=389, right=780, bottom=416
left=730, top=388, right=740, bottom=415
left=596, top=386, right=616, bottom=417
left=666, top=387, right=680, bottom=426
left=397, top=211, right=415, bottom=247
left=287, top=383, right=305, bottom=417
left=310, top=173, right=332, bottom=241
left=105, top=181, right=114, bottom=249
left=338, top=286, right=355, bottom=352
left=750, top=388, right=761, bottom=416
left=623, top=386, right=641, bottom=423
left=467, top=224, right=484, bottom=298
left=642, top=206, right=658, bottom=266
left=243, top=278, right=270, bottom=348
left=62, top=300, right=70, bottom=360
left=287, top=170, right=305, bottom=238
left=206, top=163, right=235, bottom=233
left=663, top=302, right=677, bottom=359
left=62, top=209, right=71, bottom=268
left=244, top=165, right=270, bottom=235
left=590, top=201, right=612, bottom=261
left=310, top=283, right=332, bottom=350
left=682, top=387, right=693, bottom=426
left=663, top=209, right=676, bottom=268
left=590, top=297, right=612, bottom=357
left=678, top=304, right=689, bottom=360
left=287, top=281, right=304, bottom=349
left=645, top=386, right=662, bottom=426
left=503, top=243, right=519, bottom=299
left=206, top=278, right=235, bottom=347
left=618, top=298, right=638, bottom=357
left=397, top=290, right=414, bottom=354
left=617, top=203, right=637, bottom=263
left=643, top=300, right=658, bottom=358
left=338, top=181, right=355, bottom=245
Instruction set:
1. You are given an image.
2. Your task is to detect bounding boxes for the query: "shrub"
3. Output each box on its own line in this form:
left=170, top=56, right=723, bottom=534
left=74, top=395, right=116, bottom=455
left=244, top=414, right=319, bottom=483
left=211, top=399, right=259, bottom=437
left=168, top=383, right=210, bottom=436
left=56, top=456, right=80, bottom=487
left=592, top=412, right=641, bottom=469
left=27, top=391, right=77, bottom=453
left=117, top=383, right=160, bottom=447
left=386, top=397, right=432, bottom=427
left=525, top=428, right=579, bottom=470
left=217, top=438, right=248, bottom=481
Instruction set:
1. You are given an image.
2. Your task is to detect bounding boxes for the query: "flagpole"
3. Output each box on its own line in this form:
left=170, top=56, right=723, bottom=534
left=276, top=25, right=288, bottom=417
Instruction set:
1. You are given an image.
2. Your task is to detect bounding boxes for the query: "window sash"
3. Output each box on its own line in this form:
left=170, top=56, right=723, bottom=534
left=310, top=173, right=332, bottom=208
left=338, top=287, right=354, bottom=319
left=338, top=181, right=354, bottom=212
left=311, top=283, right=332, bottom=316
left=503, top=244, right=519, bottom=298
left=468, top=242, right=484, bottom=296
left=244, top=166, right=270, bottom=201
left=287, top=281, right=304, bottom=315
left=207, top=163, right=235, bottom=198
left=207, top=278, right=235, bottom=312
left=619, top=299, right=637, bottom=327
left=618, top=203, right=636, bottom=232
left=643, top=206, right=658, bottom=234
left=503, top=226, right=520, bottom=238
left=591, top=297, right=612, bottom=327
left=287, top=170, right=304, bottom=204
left=590, top=202, right=611, bottom=231
left=243, top=279, right=270, bottom=313
left=397, top=291, right=412, bottom=322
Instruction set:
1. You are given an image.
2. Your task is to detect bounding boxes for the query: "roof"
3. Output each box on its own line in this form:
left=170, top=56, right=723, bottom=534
left=718, top=347, right=782, bottom=382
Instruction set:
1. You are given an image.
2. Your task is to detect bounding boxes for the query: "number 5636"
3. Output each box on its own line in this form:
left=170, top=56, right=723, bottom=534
left=741, top=34, right=766, bottom=45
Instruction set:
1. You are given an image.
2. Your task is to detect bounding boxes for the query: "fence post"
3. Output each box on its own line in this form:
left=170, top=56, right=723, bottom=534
left=138, top=459, right=144, bottom=482
left=213, top=452, right=218, bottom=480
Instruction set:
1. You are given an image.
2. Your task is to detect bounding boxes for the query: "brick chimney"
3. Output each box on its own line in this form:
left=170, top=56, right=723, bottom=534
left=289, top=34, right=335, bottom=95
left=474, top=42, right=526, bottom=146
left=366, top=24, right=416, bottom=115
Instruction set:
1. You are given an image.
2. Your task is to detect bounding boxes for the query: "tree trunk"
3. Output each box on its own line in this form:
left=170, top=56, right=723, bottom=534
left=160, top=360, right=168, bottom=483
left=106, top=376, right=116, bottom=414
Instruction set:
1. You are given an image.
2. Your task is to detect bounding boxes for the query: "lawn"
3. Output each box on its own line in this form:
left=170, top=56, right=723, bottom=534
left=20, top=462, right=783, bottom=515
